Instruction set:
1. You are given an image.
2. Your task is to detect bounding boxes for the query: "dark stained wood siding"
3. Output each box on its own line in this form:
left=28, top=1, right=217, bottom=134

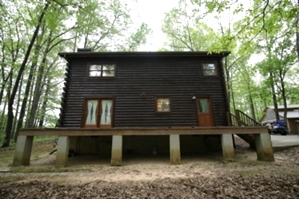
left=58, top=52, right=229, bottom=128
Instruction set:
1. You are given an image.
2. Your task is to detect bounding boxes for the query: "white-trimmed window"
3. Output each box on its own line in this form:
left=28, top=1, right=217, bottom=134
left=202, top=63, right=217, bottom=76
left=156, top=98, right=171, bottom=112
left=89, top=64, right=115, bottom=77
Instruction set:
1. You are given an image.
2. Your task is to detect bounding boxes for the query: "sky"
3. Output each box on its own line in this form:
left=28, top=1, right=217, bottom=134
left=130, top=0, right=177, bottom=51
left=129, top=0, right=264, bottom=64
left=130, top=0, right=238, bottom=51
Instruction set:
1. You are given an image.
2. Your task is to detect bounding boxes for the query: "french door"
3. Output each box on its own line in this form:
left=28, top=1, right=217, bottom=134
left=84, top=98, right=113, bottom=128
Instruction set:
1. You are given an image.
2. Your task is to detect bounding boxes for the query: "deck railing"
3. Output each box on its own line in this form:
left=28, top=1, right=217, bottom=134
left=235, top=110, right=261, bottom=127
left=228, top=110, right=262, bottom=149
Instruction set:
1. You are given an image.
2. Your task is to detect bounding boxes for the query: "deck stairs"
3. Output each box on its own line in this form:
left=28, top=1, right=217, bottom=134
left=229, top=110, right=262, bottom=149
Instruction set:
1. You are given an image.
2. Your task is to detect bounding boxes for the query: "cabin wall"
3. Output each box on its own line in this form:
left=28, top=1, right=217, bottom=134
left=59, top=56, right=229, bottom=128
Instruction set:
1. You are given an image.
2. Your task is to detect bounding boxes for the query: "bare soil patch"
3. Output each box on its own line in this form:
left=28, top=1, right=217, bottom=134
left=0, top=137, right=299, bottom=198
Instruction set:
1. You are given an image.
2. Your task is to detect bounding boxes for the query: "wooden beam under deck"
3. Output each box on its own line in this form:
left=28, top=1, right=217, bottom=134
left=19, top=126, right=268, bottom=136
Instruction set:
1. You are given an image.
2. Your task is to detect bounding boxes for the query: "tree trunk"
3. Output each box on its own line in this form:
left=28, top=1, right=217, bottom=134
left=25, top=70, right=36, bottom=128
left=246, top=79, right=256, bottom=121
left=0, top=71, right=12, bottom=142
left=1, top=2, right=49, bottom=148
left=38, top=78, right=51, bottom=127
left=280, top=73, right=288, bottom=131
left=15, top=39, right=42, bottom=140
left=224, top=57, right=236, bottom=113
left=11, top=75, right=23, bottom=140
left=26, top=30, right=52, bottom=128
left=0, top=97, right=8, bottom=135
left=270, top=72, right=280, bottom=121
left=248, top=94, right=256, bottom=121
left=26, top=60, right=45, bottom=128
left=296, top=0, right=299, bottom=60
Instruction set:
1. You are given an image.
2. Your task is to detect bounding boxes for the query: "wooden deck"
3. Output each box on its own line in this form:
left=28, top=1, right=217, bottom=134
left=19, top=126, right=269, bottom=136
left=14, top=126, right=274, bottom=167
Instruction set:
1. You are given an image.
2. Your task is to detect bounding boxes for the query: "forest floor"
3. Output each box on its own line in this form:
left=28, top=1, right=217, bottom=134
left=0, top=137, right=299, bottom=199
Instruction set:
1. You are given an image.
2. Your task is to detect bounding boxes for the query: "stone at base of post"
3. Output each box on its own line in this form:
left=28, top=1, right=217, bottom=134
left=111, top=135, right=122, bottom=166
left=221, top=134, right=235, bottom=161
left=254, top=133, right=275, bottom=161
left=13, top=135, right=34, bottom=166
left=169, top=134, right=181, bottom=165
left=56, top=136, right=70, bottom=167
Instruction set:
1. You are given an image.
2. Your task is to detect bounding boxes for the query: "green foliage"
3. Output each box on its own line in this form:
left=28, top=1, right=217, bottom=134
left=162, top=2, right=233, bottom=52
left=33, top=136, right=57, bottom=143
left=118, top=23, right=151, bottom=51
left=9, top=139, right=15, bottom=147
left=71, top=0, right=150, bottom=51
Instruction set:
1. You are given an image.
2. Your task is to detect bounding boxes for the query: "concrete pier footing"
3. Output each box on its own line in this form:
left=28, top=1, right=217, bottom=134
left=254, top=133, right=275, bottom=161
left=12, top=127, right=275, bottom=167
left=13, top=135, right=33, bottom=166
left=221, top=134, right=235, bottom=161
left=111, top=135, right=123, bottom=166
left=169, top=134, right=181, bottom=164
left=56, top=136, right=70, bottom=167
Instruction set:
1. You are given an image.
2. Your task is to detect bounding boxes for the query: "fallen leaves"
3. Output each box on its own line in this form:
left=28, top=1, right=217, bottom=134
left=0, top=173, right=298, bottom=199
left=1, top=143, right=299, bottom=198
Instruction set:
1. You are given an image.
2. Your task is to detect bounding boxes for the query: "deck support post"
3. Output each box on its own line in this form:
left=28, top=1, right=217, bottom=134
left=56, top=136, right=70, bottom=167
left=169, top=134, right=181, bottom=164
left=111, top=135, right=122, bottom=166
left=13, top=135, right=34, bottom=166
left=254, top=133, right=274, bottom=161
left=221, top=134, right=235, bottom=161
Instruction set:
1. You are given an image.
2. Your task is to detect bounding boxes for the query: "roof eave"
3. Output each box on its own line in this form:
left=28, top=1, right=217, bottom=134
left=58, top=51, right=231, bottom=60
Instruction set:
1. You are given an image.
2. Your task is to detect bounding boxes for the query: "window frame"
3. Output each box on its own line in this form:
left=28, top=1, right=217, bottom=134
left=201, top=62, right=218, bottom=76
left=155, top=97, right=171, bottom=113
left=87, top=63, right=116, bottom=78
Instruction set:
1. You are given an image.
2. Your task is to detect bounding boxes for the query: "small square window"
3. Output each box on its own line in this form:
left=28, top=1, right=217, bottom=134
left=156, top=98, right=171, bottom=112
left=89, top=64, right=115, bottom=77
left=202, top=63, right=217, bottom=76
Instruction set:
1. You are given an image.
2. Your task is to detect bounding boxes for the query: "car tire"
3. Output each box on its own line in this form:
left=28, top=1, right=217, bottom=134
left=280, top=131, right=287, bottom=136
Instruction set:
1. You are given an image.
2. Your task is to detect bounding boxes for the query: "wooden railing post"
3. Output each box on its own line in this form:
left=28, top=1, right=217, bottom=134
left=235, top=110, right=241, bottom=126
left=227, top=111, right=232, bottom=126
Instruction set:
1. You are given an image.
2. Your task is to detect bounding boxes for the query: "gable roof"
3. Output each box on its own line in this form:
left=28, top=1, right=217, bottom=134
left=268, top=104, right=299, bottom=110
left=278, top=111, right=299, bottom=119
left=260, top=105, right=299, bottom=122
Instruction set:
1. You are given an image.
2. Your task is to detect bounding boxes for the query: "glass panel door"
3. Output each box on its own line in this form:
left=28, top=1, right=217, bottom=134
left=85, top=100, right=99, bottom=127
left=100, top=100, right=112, bottom=127
left=198, top=99, right=209, bottom=113
left=83, top=98, right=113, bottom=128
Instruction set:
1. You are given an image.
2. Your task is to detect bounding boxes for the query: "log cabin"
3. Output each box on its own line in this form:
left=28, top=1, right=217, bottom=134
left=13, top=51, right=274, bottom=167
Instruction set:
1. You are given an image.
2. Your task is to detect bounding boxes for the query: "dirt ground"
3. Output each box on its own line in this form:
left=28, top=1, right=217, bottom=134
left=0, top=137, right=299, bottom=199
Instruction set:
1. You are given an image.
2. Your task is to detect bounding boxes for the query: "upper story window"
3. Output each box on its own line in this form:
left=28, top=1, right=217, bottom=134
left=89, top=64, right=115, bottom=77
left=202, top=63, right=217, bottom=76
left=156, top=97, right=171, bottom=112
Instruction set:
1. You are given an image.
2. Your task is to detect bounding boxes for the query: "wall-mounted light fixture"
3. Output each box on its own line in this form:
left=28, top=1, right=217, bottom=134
left=192, top=96, right=196, bottom=100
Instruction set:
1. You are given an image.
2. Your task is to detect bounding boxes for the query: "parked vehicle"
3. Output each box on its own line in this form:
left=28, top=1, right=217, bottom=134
left=266, top=120, right=288, bottom=135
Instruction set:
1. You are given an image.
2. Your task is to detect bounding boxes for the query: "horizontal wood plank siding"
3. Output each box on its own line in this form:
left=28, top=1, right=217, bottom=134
left=59, top=53, right=229, bottom=128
